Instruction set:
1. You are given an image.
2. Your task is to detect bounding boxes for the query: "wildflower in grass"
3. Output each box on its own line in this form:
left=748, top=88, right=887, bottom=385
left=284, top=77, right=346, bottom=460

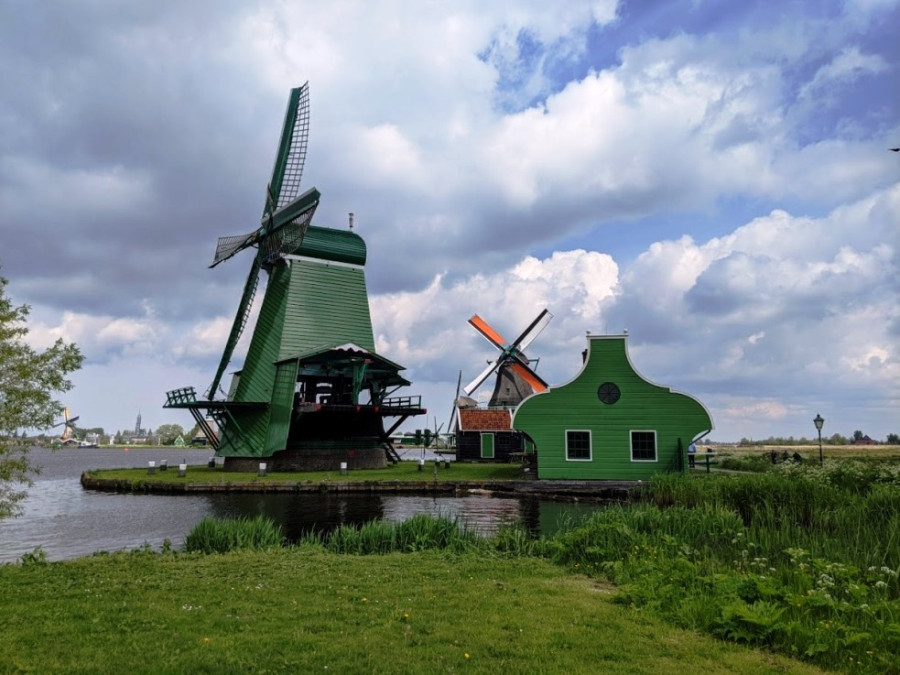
left=464, top=653, right=470, bottom=659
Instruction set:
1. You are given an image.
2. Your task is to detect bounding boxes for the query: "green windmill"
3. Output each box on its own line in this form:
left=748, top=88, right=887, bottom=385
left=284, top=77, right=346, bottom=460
left=165, top=83, right=425, bottom=471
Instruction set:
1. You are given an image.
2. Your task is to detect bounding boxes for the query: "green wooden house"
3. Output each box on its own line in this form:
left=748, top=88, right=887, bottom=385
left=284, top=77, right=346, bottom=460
left=512, top=334, right=712, bottom=480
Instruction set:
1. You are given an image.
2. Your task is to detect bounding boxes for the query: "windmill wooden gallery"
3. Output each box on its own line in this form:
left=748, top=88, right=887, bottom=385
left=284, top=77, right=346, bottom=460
left=165, top=84, right=712, bottom=480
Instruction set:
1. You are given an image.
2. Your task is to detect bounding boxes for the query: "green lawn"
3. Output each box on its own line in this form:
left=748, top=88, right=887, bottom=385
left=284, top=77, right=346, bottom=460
left=0, top=548, right=822, bottom=674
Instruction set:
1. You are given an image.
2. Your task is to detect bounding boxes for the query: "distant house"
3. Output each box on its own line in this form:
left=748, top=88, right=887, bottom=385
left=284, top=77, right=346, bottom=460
left=456, top=409, right=528, bottom=462
left=853, top=435, right=877, bottom=445
left=513, top=334, right=712, bottom=480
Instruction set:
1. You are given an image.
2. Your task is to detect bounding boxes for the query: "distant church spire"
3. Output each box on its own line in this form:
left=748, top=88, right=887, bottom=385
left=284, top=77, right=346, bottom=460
left=135, top=411, right=142, bottom=436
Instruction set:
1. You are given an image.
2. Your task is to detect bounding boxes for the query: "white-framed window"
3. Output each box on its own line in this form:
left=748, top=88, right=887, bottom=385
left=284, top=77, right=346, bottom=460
left=566, top=430, right=592, bottom=461
left=630, top=430, right=657, bottom=462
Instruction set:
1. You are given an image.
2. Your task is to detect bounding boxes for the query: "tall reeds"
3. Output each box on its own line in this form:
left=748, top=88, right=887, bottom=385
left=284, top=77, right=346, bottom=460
left=300, top=514, right=483, bottom=555
left=184, top=515, right=284, bottom=554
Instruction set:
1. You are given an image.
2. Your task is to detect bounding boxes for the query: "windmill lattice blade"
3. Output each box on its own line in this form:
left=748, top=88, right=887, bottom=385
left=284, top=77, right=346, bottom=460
left=260, top=188, right=320, bottom=263
left=512, top=309, right=552, bottom=352
left=464, top=358, right=501, bottom=396
left=264, top=83, right=310, bottom=218
left=448, top=370, right=461, bottom=433
left=210, top=230, right=259, bottom=268
left=468, top=315, right=507, bottom=350
left=207, top=256, right=262, bottom=399
left=509, top=360, right=548, bottom=393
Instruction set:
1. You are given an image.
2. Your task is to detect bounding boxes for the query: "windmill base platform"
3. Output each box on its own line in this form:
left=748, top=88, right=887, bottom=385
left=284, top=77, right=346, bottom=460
left=223, top=445, right=387, bottom=472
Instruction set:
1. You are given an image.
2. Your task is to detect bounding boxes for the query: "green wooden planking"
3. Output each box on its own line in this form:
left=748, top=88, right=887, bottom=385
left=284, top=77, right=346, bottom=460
left=266, top=361, right=298, bottom=454
left=513, top=335, right=712, bottom=480
left=218, top=409, right=270, bottom=457
left=279, top=259, right=375, bottom=357
left=294, top=225, right=367, bottom=266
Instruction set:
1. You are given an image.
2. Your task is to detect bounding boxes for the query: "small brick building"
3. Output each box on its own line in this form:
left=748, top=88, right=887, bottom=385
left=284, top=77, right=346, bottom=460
left=456, top=408, right=527, bottom=462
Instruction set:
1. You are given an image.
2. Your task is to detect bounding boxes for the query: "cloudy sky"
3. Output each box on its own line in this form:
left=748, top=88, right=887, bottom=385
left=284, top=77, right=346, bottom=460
left=1, top=0, right=897, bottom=442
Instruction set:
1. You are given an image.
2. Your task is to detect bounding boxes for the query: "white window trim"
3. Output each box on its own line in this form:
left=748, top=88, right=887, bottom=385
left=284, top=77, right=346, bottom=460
left=630, top=429, right=658, bottom=462
left=565, top=429, right=592, bottom=462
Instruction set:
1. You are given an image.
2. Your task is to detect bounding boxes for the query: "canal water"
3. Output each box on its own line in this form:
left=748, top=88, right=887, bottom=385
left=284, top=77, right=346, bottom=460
left=0, top=447, right=602, bottom=563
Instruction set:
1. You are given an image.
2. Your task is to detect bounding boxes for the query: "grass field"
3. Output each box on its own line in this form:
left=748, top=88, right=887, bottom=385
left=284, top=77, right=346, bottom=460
left=707, top=444, right=900, bottom=461
left=0, top=548, right=823, bottom=674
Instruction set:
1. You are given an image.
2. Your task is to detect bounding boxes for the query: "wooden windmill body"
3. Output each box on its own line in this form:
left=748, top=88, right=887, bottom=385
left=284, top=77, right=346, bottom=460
left=165, top=84, right=425, bottom=471
left=454, top=310, right=551, bottom=462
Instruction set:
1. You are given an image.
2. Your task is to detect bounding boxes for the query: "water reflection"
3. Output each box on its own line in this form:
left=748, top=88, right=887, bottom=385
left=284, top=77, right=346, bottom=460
left=0, top=447, right=604, bottom=563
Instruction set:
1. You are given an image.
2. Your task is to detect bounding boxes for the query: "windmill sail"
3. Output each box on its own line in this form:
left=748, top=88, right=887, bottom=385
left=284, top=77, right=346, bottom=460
left=207, top=256, right=262, bottom=399
left=463, top=310, right=552, bottom=403
left=210, top=230, right=259, bottom=268
left=205, top=83, right=315, bottom=399
left=267, top=82, right=310, bottom=213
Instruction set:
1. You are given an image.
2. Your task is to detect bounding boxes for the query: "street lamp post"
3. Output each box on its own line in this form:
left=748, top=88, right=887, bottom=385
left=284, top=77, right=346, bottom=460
left=814, top=414, right=824, bottom=466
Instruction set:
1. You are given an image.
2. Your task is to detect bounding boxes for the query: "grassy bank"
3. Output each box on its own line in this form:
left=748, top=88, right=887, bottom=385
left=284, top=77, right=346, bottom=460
left=8, top=458, right=898, bottom=672
left=556, top=461, right=900, bottom=673
left=85, top=460, right=524, bottom=485
left=0, top=547, right=821, bottom=674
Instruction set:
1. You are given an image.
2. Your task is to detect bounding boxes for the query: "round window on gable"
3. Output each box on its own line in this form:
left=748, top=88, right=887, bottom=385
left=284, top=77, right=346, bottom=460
left=597, top=382, right=621, bottom=405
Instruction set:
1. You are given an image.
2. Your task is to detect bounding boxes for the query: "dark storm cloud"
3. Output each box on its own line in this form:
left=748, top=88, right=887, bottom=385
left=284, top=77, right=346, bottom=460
left=0, top=1, right=280, bottom=320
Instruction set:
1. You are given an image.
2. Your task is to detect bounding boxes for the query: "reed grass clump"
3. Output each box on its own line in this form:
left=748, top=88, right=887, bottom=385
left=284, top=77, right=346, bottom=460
left=184, top=515, right=284, bottom=554
left=305, top=514, right=484, bottom=555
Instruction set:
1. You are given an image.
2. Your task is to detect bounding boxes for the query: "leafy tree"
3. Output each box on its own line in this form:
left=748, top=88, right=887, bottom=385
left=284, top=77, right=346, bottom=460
left=887, top=433, right=900, bottom=445
left=155, top=423, right=185, bottom=446
left=852, top=430, right=864, bottom=442
left=0, top=272, right=83, bottom=518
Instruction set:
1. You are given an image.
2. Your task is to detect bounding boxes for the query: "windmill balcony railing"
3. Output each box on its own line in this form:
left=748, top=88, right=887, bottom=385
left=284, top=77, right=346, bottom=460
left=301, top=395, right=424, bottom=415
left=165, top=387, right=198, bottom=407
left=379, top=395, right=423, bottom=412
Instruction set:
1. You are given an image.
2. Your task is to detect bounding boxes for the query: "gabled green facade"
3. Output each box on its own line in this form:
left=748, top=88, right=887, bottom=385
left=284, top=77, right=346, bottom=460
left=512, top=335, right=712, bottom=480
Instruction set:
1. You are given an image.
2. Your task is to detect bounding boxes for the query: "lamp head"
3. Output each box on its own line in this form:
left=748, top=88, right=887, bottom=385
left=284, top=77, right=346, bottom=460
left=813, top=413, right=824, bottom=431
